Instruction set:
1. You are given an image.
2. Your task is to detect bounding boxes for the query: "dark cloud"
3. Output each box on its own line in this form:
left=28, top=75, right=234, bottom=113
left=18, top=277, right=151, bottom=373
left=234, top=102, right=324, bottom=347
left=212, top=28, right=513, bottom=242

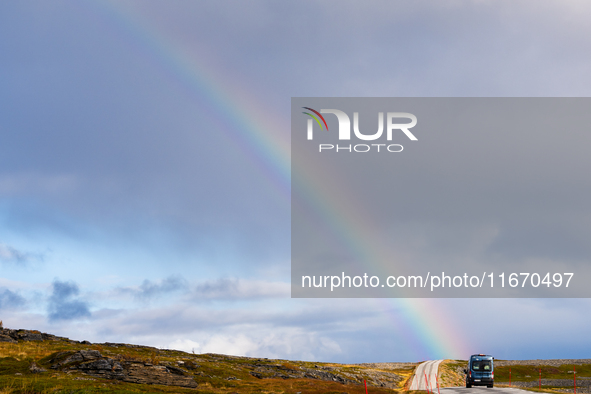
left=131, top=1, right=591, bottom=98
left=0, top=2, right=289, bottom=269
left=47, top=279, right=91, bottom=322
left=3, top=0, right=591, bottom=271
left=0, top=288, right=26, bottom=309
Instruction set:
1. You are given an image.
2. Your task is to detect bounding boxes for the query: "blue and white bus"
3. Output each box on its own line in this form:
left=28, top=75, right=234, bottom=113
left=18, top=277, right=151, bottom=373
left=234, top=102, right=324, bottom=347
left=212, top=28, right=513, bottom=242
left=465, top=354, right=494, bottom=388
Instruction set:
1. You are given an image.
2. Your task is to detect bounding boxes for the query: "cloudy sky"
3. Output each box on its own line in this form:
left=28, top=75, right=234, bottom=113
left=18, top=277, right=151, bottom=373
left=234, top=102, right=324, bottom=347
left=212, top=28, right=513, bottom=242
left=2, top=0, right=591, bottom=363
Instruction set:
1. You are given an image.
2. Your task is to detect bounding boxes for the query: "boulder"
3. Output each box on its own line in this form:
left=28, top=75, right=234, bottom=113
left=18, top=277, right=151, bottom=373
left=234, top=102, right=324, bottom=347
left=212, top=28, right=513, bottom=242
left=0, top=334, right=17, bottom=343
left=29, top=362, right=47, bottom=373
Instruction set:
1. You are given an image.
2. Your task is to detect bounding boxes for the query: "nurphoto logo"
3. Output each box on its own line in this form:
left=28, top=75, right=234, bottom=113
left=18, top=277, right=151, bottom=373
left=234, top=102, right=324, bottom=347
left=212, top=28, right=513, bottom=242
left=302, top=107, right=418, bottom=153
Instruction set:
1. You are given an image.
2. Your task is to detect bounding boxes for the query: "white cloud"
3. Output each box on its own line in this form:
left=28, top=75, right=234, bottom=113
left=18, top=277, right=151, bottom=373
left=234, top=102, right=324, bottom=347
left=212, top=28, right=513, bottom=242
left=167, top=338, right=201, bottom=354
left=165, top=327, right=342, bottom=361
left=199, top=334, right=259, bottom=356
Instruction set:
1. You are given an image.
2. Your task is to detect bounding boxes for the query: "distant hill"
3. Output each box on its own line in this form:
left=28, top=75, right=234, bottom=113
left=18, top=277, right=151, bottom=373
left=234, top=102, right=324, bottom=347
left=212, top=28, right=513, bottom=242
left=0, top=326, right=416, bottom=393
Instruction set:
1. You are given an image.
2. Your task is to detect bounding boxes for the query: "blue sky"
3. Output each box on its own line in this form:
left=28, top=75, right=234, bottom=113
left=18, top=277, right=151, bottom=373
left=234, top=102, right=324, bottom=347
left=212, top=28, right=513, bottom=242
left=2, top=0, right=591, bottom=363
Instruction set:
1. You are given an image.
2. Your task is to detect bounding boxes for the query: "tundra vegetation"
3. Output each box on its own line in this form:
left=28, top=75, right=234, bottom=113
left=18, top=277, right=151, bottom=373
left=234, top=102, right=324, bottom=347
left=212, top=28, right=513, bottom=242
left=2, top=327, right=590, bottom=394
left=0, top=327, right=415, bottom=394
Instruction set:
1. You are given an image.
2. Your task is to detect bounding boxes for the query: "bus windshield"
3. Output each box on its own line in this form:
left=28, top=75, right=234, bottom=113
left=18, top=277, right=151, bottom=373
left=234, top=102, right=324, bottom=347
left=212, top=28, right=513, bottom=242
left=472, top=361, right=492, bottom=371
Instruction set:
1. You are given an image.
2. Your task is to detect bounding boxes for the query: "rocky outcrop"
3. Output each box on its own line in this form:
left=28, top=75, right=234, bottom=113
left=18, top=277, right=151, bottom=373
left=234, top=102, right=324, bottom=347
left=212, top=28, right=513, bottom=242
left=244, top=362, right=402, bottom=388
left=0, top=328, right=67, bottom=342
left=119, top=363, right=198, bottom=387
left=47, top=350, right=198, bottom=388
left=29, top=362, right=47, bottom=373
left=0, top=334, right=17, bottom=343
left=247, top=363, right=357, bottom=383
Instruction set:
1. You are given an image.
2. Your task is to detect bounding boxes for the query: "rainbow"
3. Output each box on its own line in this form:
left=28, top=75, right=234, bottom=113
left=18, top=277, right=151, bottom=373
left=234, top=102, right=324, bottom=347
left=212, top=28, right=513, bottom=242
left=86, top=0, right=470, bottom=360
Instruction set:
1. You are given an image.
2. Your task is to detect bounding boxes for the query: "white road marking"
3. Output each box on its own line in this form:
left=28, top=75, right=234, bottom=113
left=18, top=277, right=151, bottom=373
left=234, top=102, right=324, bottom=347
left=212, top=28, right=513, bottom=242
left=409, top=360, right=444, bottom=391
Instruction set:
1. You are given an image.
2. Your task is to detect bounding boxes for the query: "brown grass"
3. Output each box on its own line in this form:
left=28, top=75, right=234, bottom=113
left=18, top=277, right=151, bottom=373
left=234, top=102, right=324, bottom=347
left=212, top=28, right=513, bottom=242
left=149, top=352, right=160, bottom=365
left=0, top=342, right=54, bottom=361
left=1, top=333, right=410, bottom=394
left=280, top=362, right=299, bottom=370
left=438, top=360, right=465, bottom=388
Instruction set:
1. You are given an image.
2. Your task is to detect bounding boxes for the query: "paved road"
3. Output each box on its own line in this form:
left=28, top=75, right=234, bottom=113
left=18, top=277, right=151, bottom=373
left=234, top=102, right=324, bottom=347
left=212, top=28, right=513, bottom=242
left=408, top=362, right=535, bottom=394
left=409, top=360, right=443, bottom=391
left=440, top=388, right=538, bottom=394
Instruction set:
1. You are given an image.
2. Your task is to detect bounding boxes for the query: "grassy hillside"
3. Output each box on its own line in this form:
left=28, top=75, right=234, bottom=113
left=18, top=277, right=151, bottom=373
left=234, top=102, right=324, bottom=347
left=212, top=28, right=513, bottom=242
left=437, top=360, right=465, bottom=388
left=0, top=327, right=415, bottom=394
left=494, top=364, right=591, bottom=382
left=4, top=326, right=590, bottom=393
